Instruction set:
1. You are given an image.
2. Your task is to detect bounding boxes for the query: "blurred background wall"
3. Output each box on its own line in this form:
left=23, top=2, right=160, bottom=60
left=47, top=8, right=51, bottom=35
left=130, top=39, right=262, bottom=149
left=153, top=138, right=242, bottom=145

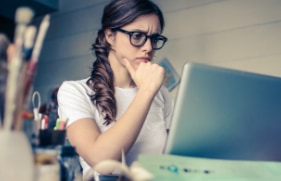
left=1, top=0, right=281, bottom=102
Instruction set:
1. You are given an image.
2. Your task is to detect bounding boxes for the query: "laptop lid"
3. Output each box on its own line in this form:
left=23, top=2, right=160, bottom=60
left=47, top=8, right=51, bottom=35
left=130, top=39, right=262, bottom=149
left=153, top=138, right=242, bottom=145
left=164, top=62, right=281, bottom=162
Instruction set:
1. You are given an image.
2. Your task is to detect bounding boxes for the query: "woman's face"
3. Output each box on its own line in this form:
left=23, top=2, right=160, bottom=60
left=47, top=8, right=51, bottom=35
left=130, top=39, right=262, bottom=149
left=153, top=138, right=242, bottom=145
left=107, top=14, right=162, bottom=70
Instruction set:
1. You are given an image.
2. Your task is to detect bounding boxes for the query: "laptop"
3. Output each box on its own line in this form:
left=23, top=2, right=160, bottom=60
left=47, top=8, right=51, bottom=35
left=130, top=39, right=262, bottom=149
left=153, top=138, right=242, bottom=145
left=164, top=62, right=281, bottom=162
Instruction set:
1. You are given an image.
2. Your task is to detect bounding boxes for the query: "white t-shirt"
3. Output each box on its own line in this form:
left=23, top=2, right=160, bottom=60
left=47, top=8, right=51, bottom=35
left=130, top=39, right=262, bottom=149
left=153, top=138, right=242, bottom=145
left=57, top=78, right=174, bottom=175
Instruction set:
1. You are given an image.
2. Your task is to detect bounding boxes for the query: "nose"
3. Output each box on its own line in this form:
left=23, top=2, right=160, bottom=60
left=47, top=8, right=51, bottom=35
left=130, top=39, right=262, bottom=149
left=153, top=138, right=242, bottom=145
left=141, top=38, right=153, bottom=53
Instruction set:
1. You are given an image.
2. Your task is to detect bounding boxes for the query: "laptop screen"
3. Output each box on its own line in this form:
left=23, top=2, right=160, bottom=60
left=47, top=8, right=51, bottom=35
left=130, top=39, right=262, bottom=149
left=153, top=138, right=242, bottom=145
left=164, top=62, right=281, bottom=162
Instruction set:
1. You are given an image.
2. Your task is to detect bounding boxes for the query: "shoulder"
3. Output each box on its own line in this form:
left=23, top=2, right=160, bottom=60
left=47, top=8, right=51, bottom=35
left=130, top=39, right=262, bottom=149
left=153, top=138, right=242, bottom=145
left=58, top=78, right=93, bottom=97
left=149, top=86, right=172, bottom=109
left=155, top=86, right=172, bottom=103
left=57, top=78, right=101, bottom=127
left=59, top=78, right=90, bottom=91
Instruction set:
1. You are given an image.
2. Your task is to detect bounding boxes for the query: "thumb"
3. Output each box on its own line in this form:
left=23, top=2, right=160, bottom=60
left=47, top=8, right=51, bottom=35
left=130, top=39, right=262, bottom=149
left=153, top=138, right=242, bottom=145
left=123, top=58, right=135, bottom=76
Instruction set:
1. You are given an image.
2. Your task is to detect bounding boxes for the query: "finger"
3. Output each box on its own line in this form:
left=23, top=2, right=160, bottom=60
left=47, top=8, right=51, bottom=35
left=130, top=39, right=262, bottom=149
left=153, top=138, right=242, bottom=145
left=123, top=58, right=135, bottom=76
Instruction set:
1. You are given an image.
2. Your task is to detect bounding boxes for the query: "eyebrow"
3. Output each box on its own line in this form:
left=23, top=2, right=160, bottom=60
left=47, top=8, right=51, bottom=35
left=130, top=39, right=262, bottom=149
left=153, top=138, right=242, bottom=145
left=128, top=29, right=161, bottom=36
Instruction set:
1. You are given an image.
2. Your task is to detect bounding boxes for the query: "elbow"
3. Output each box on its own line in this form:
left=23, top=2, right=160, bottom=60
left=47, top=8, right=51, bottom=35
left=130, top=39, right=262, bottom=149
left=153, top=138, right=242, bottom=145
left=80, top=148, right=122, bottom=169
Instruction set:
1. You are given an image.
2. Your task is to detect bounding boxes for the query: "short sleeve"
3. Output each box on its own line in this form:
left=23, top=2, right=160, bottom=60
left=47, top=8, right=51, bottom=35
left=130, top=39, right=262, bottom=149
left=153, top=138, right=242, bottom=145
left=57, top=80, right=99, bottom=127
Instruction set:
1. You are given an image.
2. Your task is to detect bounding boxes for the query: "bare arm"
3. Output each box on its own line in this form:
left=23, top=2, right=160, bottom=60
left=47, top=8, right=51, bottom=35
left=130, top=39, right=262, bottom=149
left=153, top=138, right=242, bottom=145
left=66, top=59, right=165, bottom=168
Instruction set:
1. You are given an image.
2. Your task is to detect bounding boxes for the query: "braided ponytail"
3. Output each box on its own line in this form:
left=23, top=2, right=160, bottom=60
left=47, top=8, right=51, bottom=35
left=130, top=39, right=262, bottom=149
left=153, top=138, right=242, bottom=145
left=87, top=30, right=116, bottom=125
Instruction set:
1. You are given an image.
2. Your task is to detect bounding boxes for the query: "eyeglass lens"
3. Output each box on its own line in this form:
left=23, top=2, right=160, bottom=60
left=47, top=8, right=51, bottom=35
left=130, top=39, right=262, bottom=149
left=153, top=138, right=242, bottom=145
left=130, top=32, right=166, bottom=50
left=114, top=28, right=167, bottom=50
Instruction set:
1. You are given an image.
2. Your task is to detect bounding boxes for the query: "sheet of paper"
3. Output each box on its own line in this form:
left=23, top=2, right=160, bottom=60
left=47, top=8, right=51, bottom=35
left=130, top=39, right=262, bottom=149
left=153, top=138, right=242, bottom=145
left=138, top=154, right=281, bottom=181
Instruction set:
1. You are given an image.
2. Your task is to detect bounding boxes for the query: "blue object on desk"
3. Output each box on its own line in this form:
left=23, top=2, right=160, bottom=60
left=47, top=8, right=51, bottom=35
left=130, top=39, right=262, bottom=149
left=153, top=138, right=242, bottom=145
left=98, top=175, right=119, bottom=181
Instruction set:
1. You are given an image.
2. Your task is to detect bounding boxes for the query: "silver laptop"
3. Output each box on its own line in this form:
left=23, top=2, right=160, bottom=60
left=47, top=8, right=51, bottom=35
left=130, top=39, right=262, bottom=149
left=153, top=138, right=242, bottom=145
left=164, top=62, right=281, bottom=162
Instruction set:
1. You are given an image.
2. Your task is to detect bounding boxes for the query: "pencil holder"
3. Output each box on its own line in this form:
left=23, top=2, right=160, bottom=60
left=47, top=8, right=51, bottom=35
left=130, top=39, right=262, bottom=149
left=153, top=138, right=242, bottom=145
left=39, top=129, right=66, bottom=147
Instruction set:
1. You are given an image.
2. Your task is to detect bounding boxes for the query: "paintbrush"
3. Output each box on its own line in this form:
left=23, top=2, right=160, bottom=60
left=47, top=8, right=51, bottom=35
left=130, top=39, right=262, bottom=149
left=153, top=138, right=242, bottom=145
left=3, top=7, right=34, bottom=131
left=23, top=14, right=50, bottom=102
left=13, top=26, right=37, bottom=131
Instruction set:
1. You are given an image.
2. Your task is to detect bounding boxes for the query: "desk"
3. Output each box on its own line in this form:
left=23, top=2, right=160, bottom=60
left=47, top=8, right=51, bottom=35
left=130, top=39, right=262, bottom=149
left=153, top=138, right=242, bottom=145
left=138, top=154, right=281, bottom=181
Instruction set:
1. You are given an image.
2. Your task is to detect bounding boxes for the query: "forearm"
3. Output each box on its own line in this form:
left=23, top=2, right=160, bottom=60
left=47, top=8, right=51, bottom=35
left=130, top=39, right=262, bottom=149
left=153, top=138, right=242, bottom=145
left=80, top=89, right=156, bottom=166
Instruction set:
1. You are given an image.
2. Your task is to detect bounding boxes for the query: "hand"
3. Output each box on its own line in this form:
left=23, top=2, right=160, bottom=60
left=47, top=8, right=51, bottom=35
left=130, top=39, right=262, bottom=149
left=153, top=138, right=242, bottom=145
left=123, top=58, right=165, bottom=94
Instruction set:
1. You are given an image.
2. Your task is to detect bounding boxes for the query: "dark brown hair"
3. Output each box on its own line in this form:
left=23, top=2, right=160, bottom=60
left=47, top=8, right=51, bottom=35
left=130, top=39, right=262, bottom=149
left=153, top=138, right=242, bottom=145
left=87, top=0, right=165, bottom=125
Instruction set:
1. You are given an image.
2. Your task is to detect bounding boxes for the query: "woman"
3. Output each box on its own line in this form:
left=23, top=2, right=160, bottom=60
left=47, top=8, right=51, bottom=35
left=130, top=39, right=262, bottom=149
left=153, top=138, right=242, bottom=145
left=57, top=0, right=174, bottom=177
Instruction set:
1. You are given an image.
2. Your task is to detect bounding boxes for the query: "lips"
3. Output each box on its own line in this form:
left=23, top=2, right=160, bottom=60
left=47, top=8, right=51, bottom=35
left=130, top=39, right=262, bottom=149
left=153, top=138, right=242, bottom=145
left=136, top=57, right=151, bottom=63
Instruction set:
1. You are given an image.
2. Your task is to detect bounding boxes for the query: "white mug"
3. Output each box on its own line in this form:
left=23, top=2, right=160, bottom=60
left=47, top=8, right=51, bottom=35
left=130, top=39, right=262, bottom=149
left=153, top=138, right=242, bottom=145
left=0, top=130, right=34, bottom=181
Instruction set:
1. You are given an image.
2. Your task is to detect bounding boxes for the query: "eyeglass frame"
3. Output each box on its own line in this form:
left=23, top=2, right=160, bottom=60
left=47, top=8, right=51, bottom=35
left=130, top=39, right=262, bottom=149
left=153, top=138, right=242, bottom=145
left=112, top=28, right=168, bottom=50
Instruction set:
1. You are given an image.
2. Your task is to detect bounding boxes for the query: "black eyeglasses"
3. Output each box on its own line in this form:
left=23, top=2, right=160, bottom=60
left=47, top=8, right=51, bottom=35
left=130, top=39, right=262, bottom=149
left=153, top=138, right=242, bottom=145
left=113, top=28, right=168, bottom=50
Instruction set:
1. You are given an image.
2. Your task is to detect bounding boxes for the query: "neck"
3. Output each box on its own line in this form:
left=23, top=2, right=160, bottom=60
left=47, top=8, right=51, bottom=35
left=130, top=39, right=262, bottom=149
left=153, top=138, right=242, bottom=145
left=108, top=53, right=135, bottom=88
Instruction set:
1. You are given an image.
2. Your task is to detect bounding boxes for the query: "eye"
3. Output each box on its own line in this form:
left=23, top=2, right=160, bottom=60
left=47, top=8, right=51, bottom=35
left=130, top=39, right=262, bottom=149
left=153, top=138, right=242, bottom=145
left=151, top=35, right=160, bottom=44
left=131, top=32, right=145, bottom=41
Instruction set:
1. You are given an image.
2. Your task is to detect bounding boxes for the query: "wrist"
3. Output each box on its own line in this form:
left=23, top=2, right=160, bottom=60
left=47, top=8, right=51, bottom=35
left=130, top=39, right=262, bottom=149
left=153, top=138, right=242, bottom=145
left=137, top=88, right=158, bottom=99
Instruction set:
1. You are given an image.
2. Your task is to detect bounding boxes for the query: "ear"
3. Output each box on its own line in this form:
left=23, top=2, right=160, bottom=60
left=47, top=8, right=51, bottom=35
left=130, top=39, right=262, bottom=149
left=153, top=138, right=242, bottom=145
left=105, top=28, right=115, bottom=46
